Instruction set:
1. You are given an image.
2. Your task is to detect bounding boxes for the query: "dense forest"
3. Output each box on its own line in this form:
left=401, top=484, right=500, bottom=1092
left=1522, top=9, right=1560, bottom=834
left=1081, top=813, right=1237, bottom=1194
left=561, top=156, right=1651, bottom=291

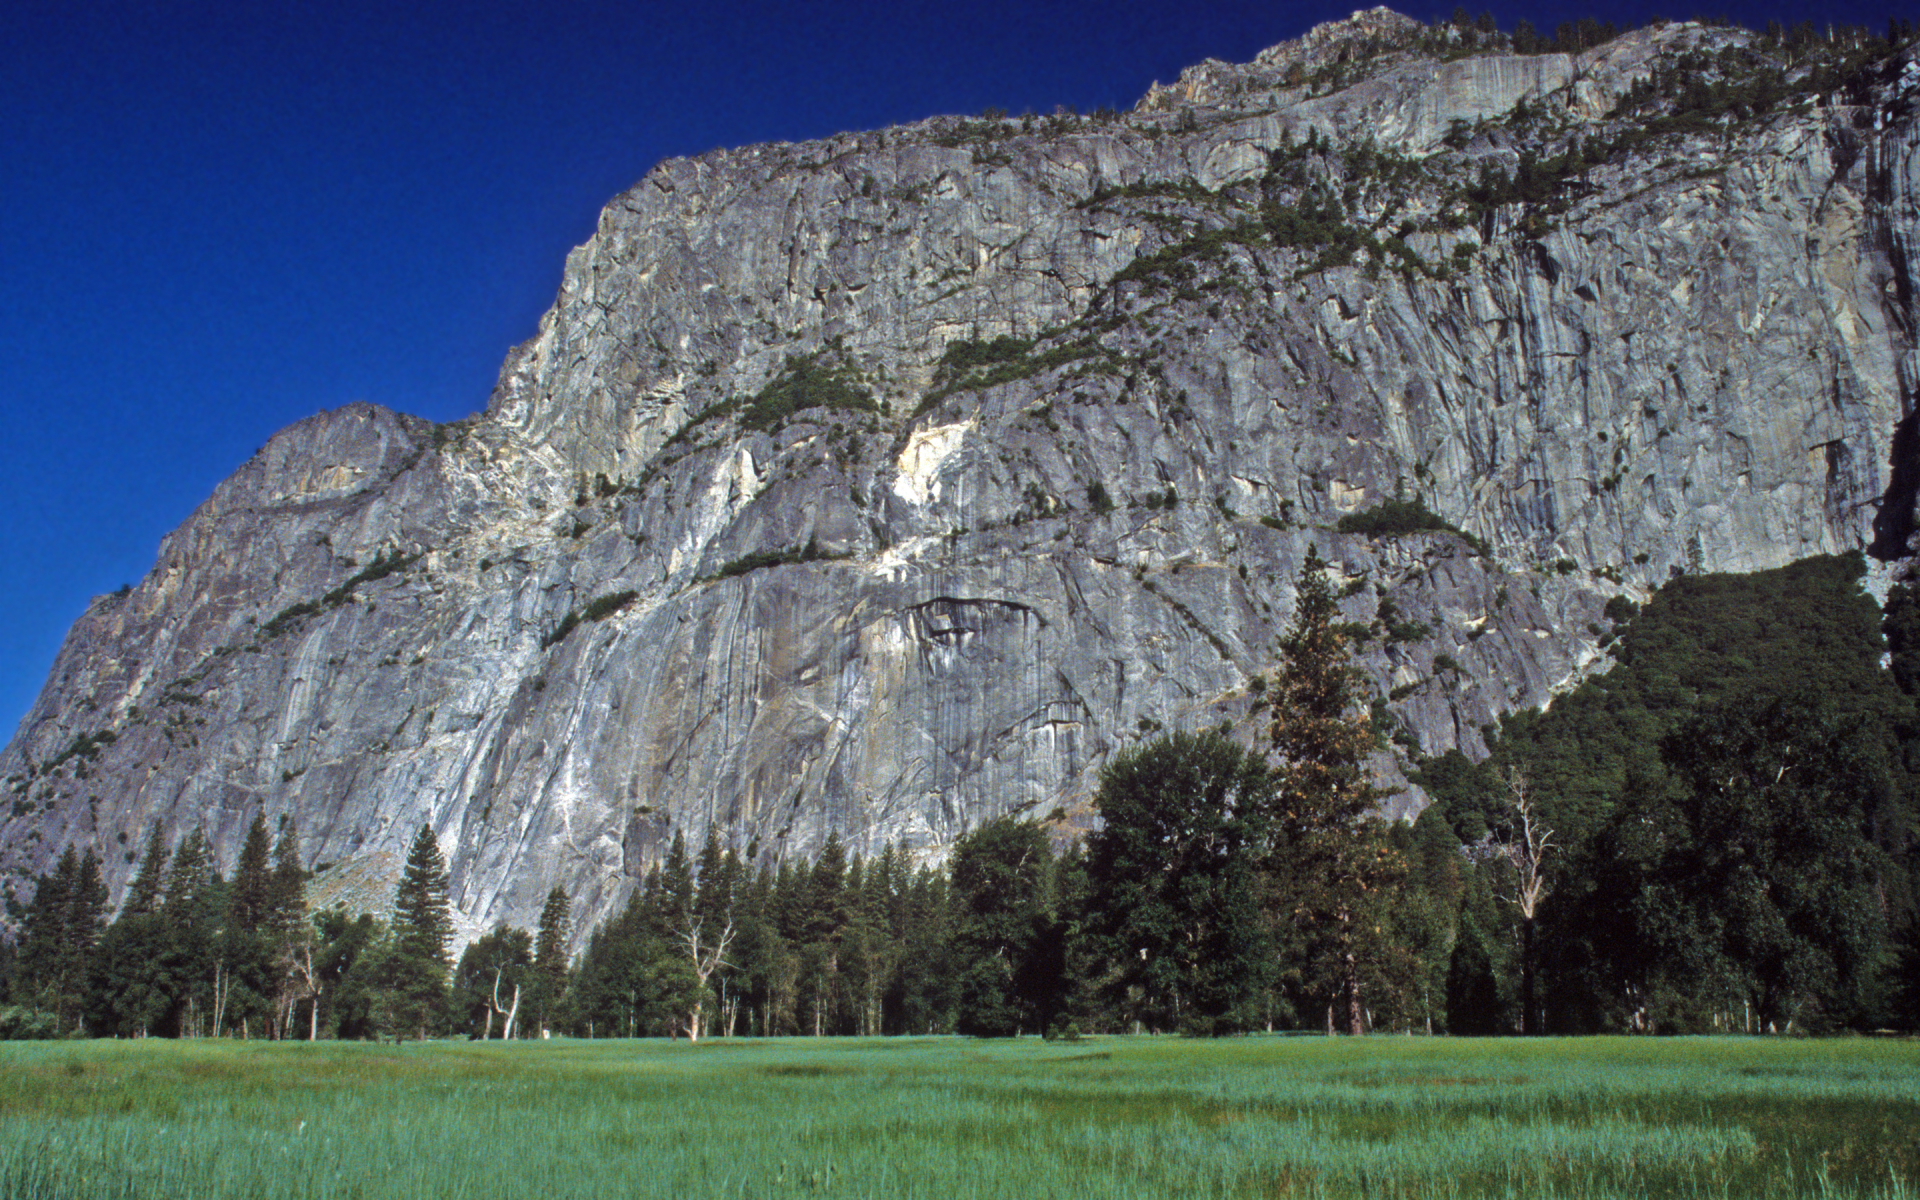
left=4, top=550, right=1917, bottom=1040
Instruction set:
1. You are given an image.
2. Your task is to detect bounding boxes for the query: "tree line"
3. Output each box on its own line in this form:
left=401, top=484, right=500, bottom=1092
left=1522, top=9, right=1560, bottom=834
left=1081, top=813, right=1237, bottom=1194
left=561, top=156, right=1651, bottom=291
left=0, top=811, right=499, bottom=1040
left=5, top=551, right=1916, bottom=1038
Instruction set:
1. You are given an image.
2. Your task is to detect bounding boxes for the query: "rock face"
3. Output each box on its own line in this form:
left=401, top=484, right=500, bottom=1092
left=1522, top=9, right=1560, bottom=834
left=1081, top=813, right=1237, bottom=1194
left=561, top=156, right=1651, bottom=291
left=5, top=12, right=1918, bottom=948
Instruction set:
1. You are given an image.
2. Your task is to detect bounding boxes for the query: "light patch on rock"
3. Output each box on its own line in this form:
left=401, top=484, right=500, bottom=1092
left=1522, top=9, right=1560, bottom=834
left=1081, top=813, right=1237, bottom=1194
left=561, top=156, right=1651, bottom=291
left=893, top=419, right=974, bottom=507
left=1328, top=480, right=1368, bottom=511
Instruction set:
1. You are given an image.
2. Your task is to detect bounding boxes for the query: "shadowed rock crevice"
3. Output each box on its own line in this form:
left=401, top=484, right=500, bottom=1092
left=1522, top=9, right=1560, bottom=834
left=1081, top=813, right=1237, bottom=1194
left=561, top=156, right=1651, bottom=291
left=1872, top=409, right=1920, bottom=560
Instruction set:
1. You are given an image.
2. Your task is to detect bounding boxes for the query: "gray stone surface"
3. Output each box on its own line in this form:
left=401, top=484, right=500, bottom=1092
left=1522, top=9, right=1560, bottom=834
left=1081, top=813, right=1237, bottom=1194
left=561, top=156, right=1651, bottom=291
left=4, top=13, right=1917, bottom=950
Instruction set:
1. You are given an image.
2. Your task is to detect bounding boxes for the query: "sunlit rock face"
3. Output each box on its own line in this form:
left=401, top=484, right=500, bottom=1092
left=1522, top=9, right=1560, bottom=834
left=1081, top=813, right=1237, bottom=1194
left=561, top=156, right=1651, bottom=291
left=6, top=12, right=1917, bottom=949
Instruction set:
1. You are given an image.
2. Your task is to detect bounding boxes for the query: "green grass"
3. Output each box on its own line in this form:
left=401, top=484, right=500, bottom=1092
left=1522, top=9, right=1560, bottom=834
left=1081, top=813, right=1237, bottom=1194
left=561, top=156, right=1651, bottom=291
left=0, top=1036, right=1914, bottom=1198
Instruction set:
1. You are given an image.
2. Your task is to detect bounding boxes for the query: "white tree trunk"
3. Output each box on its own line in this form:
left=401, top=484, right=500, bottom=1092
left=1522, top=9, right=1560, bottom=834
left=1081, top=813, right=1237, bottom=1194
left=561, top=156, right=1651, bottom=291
left=490, top=970, right=522, bottom=1040
left=679, top=917, right=737, bottom=1044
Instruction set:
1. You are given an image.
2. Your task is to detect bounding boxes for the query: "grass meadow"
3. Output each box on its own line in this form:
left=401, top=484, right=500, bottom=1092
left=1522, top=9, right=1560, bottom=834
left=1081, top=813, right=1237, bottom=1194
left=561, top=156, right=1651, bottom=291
left=0, top=1035, right=1914, bottom=1199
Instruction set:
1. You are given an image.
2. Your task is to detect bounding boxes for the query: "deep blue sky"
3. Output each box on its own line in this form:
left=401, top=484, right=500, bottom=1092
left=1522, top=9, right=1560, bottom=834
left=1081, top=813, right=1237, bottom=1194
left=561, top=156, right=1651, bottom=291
left=1, top=0, right=1909, bottom=736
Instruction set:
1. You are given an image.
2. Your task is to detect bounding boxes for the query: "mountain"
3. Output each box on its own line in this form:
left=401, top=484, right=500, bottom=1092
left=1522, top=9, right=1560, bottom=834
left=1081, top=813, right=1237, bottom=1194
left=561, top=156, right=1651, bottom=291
left=5, top=9, right=1918, bottom=948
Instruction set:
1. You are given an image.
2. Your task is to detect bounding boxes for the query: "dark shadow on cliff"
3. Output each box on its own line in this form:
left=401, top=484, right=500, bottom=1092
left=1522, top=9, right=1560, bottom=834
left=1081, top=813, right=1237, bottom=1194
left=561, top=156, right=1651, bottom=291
left=1871, top=407, right=1920, bottom=561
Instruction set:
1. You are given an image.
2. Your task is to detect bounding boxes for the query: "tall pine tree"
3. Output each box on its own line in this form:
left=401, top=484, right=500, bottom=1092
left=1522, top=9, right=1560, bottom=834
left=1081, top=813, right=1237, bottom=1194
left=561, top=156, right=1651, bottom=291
left=15, top=846, right=106, bottom=1029
left=122, top=824, right=171, bottom=918
left=532, top=887, right=572, bottom=1034
left=269, top=819, right=314, bottom=1038
left=1268, top=547, right=1404, bottom=1035
left=385, top=825, right=453, bottom=1039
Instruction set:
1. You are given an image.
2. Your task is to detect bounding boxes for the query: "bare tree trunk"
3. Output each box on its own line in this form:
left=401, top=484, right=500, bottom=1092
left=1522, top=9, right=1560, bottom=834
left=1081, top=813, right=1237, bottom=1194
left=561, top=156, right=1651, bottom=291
left=490, top=970, right=522, bottom=1040
left=1520, top=916, right=1536, bottom=1036
left=1502, top=768, right=1555, bottom=1037
left=212, top=966, right=229, bottom=1037
left=679, top=917, right=736, bottom=1044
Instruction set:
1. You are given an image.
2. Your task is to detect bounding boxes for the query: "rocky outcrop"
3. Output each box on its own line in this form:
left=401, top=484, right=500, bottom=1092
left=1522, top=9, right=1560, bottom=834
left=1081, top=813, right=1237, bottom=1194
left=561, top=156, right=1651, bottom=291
left=4, top=12, right=1916, bottom=949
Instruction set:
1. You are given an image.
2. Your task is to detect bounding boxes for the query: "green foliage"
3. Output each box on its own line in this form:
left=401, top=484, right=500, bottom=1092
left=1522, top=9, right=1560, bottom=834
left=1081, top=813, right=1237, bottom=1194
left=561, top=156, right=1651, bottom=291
left=385, top=826, right=453, bottom=1039
left=79, top=825, right=240, bottom=1039
left=1421, top=552, right=1919, bottom=1033
left=119, top=825, right=169, bottom=919
left=229, top=814, right=275, bottom=929
left=1268, top=549, right=1407, bottom=1033
left=738, top=354, right=878, bottom=431
left=393, top=828, right=452, bottom=965
left=1261, top=186, right=1379, bottom=273
left=42, top=730, right=117, bottom=775
left=542, top=590, right=639, bottom=649
left=1085, top=729, right=1275, bottom=1034
left=937, top=333, right=1042, bottom=376
left=1376, top=594, right=1431, bottom=644
left=263, top=549, right=422, bottom=639
left=323, top=549, right=421, bottom=606
left=315, top=911, right=384, bottom=1039
left=452, top=925, right=534, bottom=1038
left=1627, top=699, right=1890, bottom=1030
left=708, top=537, right=837, bottom=582
left=1076, top=177, right=1222, bottom=210
left=1337, top=497, right=1488, bottom=555
left=0, top=1006, right=58, bottom=1040
left=85, top=912, right=194, bottom=1038
left=948, top=818, right=1061, bottom=1037
left=1452, top=553, right=1906, bottom=851
left=531, top=888, right=573, bottom=1035
left=917, top=329, right=1105, bottom=415
left=1109, top=220, right=1264, bottom=290
left=13, top=846, right=106, bottom=1032
left=260, top=598, right=324, bottom=639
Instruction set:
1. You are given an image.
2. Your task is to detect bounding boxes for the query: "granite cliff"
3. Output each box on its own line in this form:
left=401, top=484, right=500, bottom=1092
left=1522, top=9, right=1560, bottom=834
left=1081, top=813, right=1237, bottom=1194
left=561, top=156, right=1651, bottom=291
left=6, top=10, right=1919, bottom=947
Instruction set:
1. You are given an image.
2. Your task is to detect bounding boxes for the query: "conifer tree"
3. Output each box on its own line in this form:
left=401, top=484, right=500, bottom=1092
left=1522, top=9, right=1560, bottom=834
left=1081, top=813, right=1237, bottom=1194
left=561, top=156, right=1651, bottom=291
left=215, top=812, right=283, bottom=1037
left=230, top=813, right=275, bottom=929
left=803, top=833, right=851, bottom=1035
left=14, top=849, right=74, bottom=1011
left=162, top=829, right=215, bottom=923
left=1268, top=547, right=1404, bottom=1035
left=732, top=861, right=793, bottom=1035
left=268, top=820, right=308, bottom=943
left=693, top=831, right=743, bottom=939
left=154, top=828, right=220, bottom=1035
left=16, top=846, right=106, bottom=1029
left=394, top=825, right=453, bottom=962
left=122, top=824, right=171, bottom=918
left=656, top=832, right=696, bottom=937
left=88, top=827, right=191, bottom=1038
left=385, top=824, right=453, bottom=1038
left=269, top=819, right=315, bottom=1038
left=532, top=886, right=572, bottom=1033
